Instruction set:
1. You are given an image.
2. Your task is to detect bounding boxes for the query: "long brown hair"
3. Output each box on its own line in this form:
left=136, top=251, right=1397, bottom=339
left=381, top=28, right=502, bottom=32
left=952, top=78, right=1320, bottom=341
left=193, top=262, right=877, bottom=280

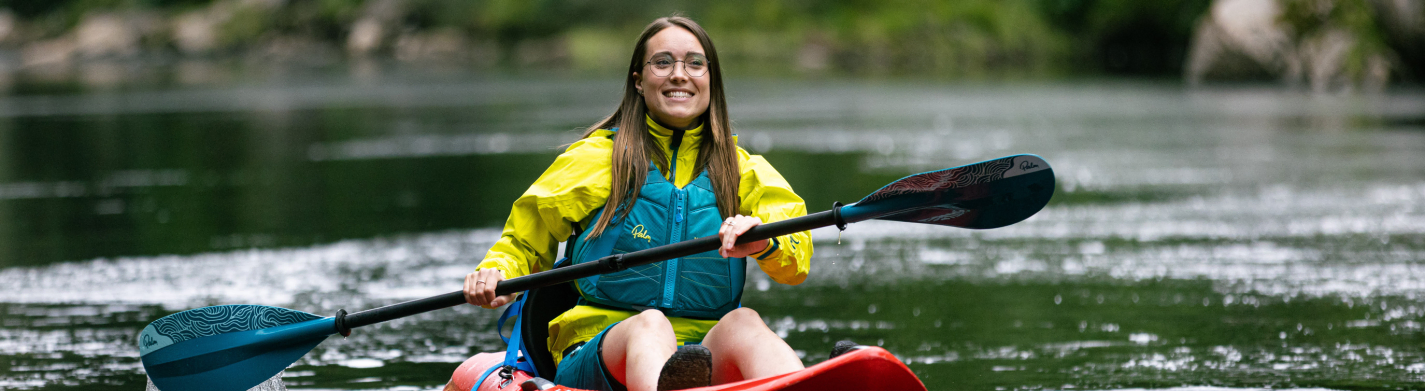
left=582, top=16, right=739, bottom=239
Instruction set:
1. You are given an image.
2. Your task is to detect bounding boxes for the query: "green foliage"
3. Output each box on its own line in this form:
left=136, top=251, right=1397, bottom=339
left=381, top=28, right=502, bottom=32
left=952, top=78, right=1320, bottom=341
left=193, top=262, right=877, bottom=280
left=1279, top=0, right=1394, bottom=79
left=217, top=3, right=273, bottom=49
left=690, top=0, right=1072, bottom=76
left=3, top=0, right=1231, bottom=76
left=1034, top=0, right=1212, bottom=74
left=299, top=0, right=366, bottom=41
left=565, top=27, right=631, bottom=72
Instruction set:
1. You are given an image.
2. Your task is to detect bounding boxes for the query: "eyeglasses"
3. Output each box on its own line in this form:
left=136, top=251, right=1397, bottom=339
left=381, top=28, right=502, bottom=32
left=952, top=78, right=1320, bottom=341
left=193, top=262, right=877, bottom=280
left=645, top=53, right=710, bottom=77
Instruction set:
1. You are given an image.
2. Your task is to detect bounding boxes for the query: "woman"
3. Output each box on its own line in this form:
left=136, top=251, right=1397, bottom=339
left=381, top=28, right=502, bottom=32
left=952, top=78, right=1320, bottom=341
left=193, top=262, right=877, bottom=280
left=463, top=16, right=813, bottom=391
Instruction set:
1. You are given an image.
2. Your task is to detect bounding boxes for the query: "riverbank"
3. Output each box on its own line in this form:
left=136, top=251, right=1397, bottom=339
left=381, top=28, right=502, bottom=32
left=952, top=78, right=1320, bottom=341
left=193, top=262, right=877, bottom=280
left=0, top=0, right=1191, bottom=80
left=0, top=0, right=1419, bottom=94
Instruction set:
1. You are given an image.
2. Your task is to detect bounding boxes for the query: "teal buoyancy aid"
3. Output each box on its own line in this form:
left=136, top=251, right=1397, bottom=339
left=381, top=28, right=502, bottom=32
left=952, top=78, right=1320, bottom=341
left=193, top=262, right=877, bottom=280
left=568, top=137, right=745, bottom=320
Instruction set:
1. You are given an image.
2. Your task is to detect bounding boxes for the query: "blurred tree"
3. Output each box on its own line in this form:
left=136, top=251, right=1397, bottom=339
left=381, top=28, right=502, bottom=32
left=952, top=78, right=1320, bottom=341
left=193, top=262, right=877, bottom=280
left=1, top=0, right=1240, bottom=78
left=1035, top=0, right=1213, bottom=75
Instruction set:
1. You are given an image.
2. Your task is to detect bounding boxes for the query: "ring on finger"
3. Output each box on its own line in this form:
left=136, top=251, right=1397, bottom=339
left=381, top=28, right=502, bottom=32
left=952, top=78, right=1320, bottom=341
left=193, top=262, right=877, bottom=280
left=476, top=281, right=486, bottom=285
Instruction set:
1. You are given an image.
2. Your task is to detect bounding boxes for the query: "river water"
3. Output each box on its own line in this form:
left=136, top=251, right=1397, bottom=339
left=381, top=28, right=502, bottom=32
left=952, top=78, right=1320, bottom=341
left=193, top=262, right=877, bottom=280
left=1, top=73, right=1423, bottom=390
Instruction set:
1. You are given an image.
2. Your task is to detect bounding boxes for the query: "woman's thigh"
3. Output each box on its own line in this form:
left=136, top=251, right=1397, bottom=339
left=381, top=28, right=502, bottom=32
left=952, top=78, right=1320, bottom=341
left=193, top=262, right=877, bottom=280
left=597, top=310, right=679, bottom=389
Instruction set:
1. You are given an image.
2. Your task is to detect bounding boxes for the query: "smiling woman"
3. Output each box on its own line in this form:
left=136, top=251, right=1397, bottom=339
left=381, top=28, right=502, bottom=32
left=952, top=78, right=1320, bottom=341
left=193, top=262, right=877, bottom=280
left=459, top=16, right=815, bottom=391
left=634, top=28, right=713, bottom=130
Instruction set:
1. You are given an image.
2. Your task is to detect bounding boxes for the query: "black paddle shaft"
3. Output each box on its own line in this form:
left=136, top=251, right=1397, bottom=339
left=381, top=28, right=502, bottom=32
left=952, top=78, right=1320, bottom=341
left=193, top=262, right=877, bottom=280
left=337, top=205, right=846, bottom=333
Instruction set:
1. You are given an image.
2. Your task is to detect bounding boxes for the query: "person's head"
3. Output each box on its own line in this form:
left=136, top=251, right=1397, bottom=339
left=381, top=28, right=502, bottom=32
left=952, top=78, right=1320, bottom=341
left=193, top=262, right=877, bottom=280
left=633, top=22, right=713, bottom=129
left=583, top=16, right=738, bottom=239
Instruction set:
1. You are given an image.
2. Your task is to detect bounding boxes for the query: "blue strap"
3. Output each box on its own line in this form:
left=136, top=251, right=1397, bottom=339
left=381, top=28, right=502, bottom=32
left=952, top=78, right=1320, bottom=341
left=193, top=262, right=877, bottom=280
left=584, top=221, right=622, bottom=261
left=574, top=209, right=623, bottom=266
left=503, top=302, right=536, bottom=375
left=472, top=362, right=501, bottom=391
left=472, top=295, right=539, bottom=391
left=496, top=295, right=522, bottom=344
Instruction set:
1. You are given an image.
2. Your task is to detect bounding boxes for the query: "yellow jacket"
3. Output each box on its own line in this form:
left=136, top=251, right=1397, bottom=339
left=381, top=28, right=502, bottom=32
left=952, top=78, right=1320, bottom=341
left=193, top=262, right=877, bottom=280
left=476, top=116, right=813, bottom=363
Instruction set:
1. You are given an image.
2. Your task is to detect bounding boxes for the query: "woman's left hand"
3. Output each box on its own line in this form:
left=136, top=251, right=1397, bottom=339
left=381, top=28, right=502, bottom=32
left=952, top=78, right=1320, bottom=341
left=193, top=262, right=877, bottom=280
left=718, top=214, right=770, bottom=258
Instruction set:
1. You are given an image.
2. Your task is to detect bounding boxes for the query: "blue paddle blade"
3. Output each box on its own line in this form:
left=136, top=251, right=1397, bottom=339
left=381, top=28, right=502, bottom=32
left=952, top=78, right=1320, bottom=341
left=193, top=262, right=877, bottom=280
left=843, top=154, right=1054, bottom=229
left=139, top=305, right=336, bottom=391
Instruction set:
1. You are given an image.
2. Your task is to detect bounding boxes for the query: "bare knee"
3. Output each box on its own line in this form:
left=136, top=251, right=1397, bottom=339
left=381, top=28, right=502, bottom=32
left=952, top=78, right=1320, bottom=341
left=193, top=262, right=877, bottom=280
left=718, top=307, right=764, bottom=327
left=709, top=308, right=772, bottom=339
left=625, top=309, right=675, bottom=337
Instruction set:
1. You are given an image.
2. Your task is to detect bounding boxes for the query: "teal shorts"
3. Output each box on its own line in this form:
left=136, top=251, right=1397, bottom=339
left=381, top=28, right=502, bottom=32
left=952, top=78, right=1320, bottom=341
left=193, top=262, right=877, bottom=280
left=552, top=321, right=624, bottom=391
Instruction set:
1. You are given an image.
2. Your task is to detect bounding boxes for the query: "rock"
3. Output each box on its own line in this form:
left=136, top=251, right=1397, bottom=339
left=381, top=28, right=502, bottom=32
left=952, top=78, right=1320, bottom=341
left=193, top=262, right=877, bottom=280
left=394, top=29, right=471, bottom=63
left=1186, top=0, right=1408, bottom=92
left=171, top=0, right=284, bottom=54
left=346, top=0, right=406, bottom=56
left=74, top=13, right=141, bottom=58
left=1298, top=28, right=1381, bottom=92
left=514, top=38, right=570, bottom=67
left=0, top=9, right=15, bottom=44
left=174, top=59, right=229, bottom=85
left=80, top=61, right=126, bottom=87
left=173, top=11, right=219, bottom=54
left=796, top=37, right=832, bottom=72
left=1185, top=0, right=1297, bottom=85
left=347, top=18, right=384, bottom=55
left=1371, top=0, right=1425, bottom=77
left=1373, top=0, right=1424, bottom=42
left=249, top=35, right=340, bottom=66
left=1214, top=0, right=1295, bottom=76
left=22, top=38, right=77, bottom=68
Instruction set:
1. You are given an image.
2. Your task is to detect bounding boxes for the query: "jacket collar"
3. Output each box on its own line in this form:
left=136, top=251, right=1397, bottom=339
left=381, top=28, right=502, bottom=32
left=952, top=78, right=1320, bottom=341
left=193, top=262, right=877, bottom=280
left=645, top=115, right=704, bottom=156
left=645, top=115, right=704, bottom=137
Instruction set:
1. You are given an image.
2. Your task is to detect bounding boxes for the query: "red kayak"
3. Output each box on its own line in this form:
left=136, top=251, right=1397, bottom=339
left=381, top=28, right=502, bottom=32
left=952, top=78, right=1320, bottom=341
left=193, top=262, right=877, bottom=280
left=443, top=346, right=926, bottom=391
left=446, top=281, right=924, bottom=391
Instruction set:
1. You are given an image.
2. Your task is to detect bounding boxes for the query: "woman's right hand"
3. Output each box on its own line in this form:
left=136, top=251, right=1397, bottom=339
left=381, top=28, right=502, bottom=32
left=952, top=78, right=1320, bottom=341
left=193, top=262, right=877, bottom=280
left=464, top=268, right=516, bottom=309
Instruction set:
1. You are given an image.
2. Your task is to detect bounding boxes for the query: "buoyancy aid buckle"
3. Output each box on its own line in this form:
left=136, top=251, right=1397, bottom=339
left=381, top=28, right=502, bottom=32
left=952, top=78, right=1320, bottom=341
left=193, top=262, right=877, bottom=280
left=480, top=294, right=540, bottom=387
left=496, top=365, right=516, bottom=387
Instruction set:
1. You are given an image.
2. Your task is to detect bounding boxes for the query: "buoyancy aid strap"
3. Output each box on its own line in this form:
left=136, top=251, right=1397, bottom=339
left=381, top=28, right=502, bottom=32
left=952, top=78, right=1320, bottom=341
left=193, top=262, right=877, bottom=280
left=577, top=208, right=623, bottom=265
left=478, top=294, right=538, bottom=390
left=472, top=365, right=499, bottom=391
left=495, top=294, right=520, bottom=344
left=507, top=298, right=538, bottom=376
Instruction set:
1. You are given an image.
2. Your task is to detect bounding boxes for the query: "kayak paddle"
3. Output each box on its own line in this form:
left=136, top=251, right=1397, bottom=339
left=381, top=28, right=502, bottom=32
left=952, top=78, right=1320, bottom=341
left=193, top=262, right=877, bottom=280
left=139, top=154, right=1054, bottom=391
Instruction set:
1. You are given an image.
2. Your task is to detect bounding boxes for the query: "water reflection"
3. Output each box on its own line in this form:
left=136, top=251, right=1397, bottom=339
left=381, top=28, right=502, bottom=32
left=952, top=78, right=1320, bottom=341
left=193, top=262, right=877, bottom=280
left=757, top=281, right=1425, bottom=389
left=1, top=78, right=1424, bottom=390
